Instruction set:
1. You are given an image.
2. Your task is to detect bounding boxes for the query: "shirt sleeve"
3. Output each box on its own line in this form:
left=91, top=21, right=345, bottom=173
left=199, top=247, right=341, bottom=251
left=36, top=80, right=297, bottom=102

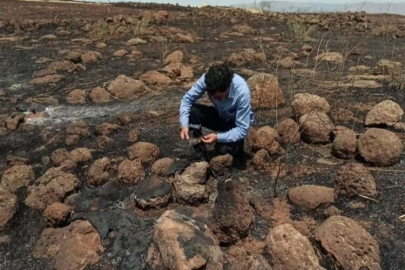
left=179, top=74, right=207, bottom=128
left=217, top=92, right=251, bottom=143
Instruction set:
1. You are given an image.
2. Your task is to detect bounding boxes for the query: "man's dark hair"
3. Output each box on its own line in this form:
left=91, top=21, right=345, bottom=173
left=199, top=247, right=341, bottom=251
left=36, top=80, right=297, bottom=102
left=205, top=64, right=234, bottom=94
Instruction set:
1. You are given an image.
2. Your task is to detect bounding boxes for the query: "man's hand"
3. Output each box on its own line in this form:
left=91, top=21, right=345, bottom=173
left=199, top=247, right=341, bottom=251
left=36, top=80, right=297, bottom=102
left=180, top=127, right=190, bottom=140
left=202, top=133, right=217, bottom=145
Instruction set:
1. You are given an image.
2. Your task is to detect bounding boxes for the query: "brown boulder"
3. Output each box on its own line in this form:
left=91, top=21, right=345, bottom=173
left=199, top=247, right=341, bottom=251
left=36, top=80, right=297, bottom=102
left=81, top=51, right=101, bottom=63
left=278, top=56, right=295, bottom=69
left=266, top=223, right=325, bottom=270
left=247, top=73, right=285, bottom=109
left=127, top=38, right=147, bottom=46
left=96, top=122, right=120, bottom=136
left=5, top=114, right=24, bottom=130
left=87, top=157, right=111, bottom=186
left=89, top=87, right=111, bottom=103
left=51, top=149, right=70, bottom=165
left=151, top=158, right=174, bottom=177
left=358, top=128, right=403, bottom=166
left=335, top=163, right=377, bottom=198
left=252, top=149, right=271, bottom=167
left=66, top=120, right=90, bottom=137
left=25, top=168, right=79, bottom=209
left=332, top=126, right=357, bottom=159
left=376, top=59, right=402, bottom=74
left=128, top=129, right=139, bottom=143
left=365, top=100, right=404, bottom=126
left=33, top=220, right=103, bottom=270
left=147, top=209, right=223, bottom=270
left=210, top=154, right=233, bottom=175
left=315, top=216, right=381, bottom=270
left=43, top=202, right=72, bottom=226
left=29, top=75, right=65, bottom=85
left=1, top=165, right=35, bottom=192
left=173, top=161, right=210, bottom=204
left=214, top=180, right=254, bottom=244
left=135, top=175, right=172, bottom=209
left=127, top=142, right=159, bottom=166
left=66, top=89, right=87, bottom=104
left=69, top=148, right=93, bottom=163
left=252, top=126, right=280, bottom=155
left=288, top=185, right=335, bottom=210
left=117, top=159, right=145, bottom=185
left=107, top=75, right=148, bottom=101
left=292, top=93, right=330, bottom=117
left=113, top=49, right=128, bottom=57
left=299, top=112, right=334, bottom=144
left=140, top=71, right=173, bottom=86
left=275, top=118, right=300, bottom=145
left=315, top=52, right=344, bottom=64
left=0, top=187, right=17, bottom=231
left=65, top=51, right=82, bottom=63
left=164, top=50, right=184, bottom=65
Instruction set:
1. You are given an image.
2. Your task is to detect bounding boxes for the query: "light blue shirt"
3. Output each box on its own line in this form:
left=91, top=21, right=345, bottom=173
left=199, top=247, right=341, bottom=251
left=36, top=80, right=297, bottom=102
left=179, top=73, right=254, bottom=143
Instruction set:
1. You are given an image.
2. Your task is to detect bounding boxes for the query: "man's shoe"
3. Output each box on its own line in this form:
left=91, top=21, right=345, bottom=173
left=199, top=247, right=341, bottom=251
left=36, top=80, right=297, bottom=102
left=233, top=154, right=247, bottom=170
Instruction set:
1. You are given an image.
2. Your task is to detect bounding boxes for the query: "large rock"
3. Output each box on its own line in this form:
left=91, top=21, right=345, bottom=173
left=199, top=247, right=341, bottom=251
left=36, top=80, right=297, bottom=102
left=1, top=165, right=35, bottom=192
left=335, top=163, right=377, bottom=198
left=365, top=100, right=404, bottom=126
left=164, top=50, right=184, bottom=65
left=251, top=126, right=280, bottom=155
left=140, top=71, right=173, bottom=86
left=51, top=149, right=69, bottom=165
left=33, top=220, right=103, bottom=270
left=107, top=75, right=148, bottom=101
left=147, top=209, right=223, bottom=270
left=332, top=126, right=357, bottom=159
left=25, top=168, right=79, bottom=210
left=358, top=128, right=403, bottom=166
left=288, top=185, right=335, bottom=210
left=69, top=148, right=93, bottom=163
left=117, top=159, right=145, bottom=185
left=87, top=157, right=111, bottom=186
left=376, top=59, right=403, bottom=74
left=134, top=175, right=172, bottom=209
left=213, top=180, right=254, bottom=244
left=247, top=73, right=285, bottom=109
left=0, top=187, right=17, bottom=230
left=299, top=112, right=334, bottom=144
left=225, top=245, right=271, bottom=270
left=174, top=162, right=210, bottom=204
left=292, top=93, right=330, bottom=117
left=315, top=216, right=381, bottom=270
left=66, top=89, right=87, bottom=104
left=315, top=52, right=344, bottom=64
left=151, top=158, right=174, bottom=177
left=81, top=51, right=101, bottom=63
left=43, top=202, right=72, bottom=226
left=266, top=223, right=325, bottom=270
left=127, top=142, right=159, bottom=166
left=210, top=154, right=233, bottom=175
left=275, top=118, right=300, bottom=145
left=89, top=87, right=112, bottom=103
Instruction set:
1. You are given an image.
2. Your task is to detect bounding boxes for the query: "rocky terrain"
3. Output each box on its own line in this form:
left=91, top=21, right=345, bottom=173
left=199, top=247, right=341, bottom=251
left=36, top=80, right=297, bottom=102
left=0, top=0, right=405, bottom=269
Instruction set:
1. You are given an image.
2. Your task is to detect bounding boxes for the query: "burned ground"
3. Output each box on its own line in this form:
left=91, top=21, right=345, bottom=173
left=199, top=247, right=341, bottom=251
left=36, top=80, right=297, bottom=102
left=0, top=1, right=405, bottom=270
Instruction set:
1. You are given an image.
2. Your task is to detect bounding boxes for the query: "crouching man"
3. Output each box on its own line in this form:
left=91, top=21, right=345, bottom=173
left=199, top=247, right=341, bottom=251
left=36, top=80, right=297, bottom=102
left=179, top=64, right=254, bottom=167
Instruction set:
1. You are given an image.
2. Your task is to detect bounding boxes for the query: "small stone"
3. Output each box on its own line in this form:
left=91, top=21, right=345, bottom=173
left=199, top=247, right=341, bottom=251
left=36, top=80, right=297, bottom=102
left=1, top=165, right=35, bottom=192
left=365, top=100, right=404, bottom=126
left=128, top=130, right=139, bottom=143
left=66, top=89, right=87, bottom=104
left=323, top=206, right=341, bottom=217
left=0, top=187, right=18, bottom=231
left=151, top=158, right=174, bottom=177
left=332, top=126, right=357, bottom=159
left=127, top=142, right=159, bottom=166
left=292, top=93, right=330, bottom=117
left=299, top=112, right=334, bottom=144
left=275, top=118, right=300, bottom=145
left=87, top=157, right=111, bottom=186
left=69, top=148, right=93, bottom=163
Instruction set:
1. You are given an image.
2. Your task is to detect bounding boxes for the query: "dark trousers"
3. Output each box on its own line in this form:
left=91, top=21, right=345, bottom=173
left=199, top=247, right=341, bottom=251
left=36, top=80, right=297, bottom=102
left=189, top=104, right=244, bottom=157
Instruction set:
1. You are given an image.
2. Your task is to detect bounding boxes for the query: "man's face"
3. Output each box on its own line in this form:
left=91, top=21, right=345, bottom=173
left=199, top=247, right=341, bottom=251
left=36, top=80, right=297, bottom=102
left=211, top=86, right=230, bottom=100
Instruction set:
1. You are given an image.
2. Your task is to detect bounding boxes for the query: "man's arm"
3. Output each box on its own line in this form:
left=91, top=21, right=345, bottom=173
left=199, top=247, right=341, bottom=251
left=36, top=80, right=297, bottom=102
left=179, top=74, right=206, bottom=128
left=217, top=92, right=251, bottom=143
